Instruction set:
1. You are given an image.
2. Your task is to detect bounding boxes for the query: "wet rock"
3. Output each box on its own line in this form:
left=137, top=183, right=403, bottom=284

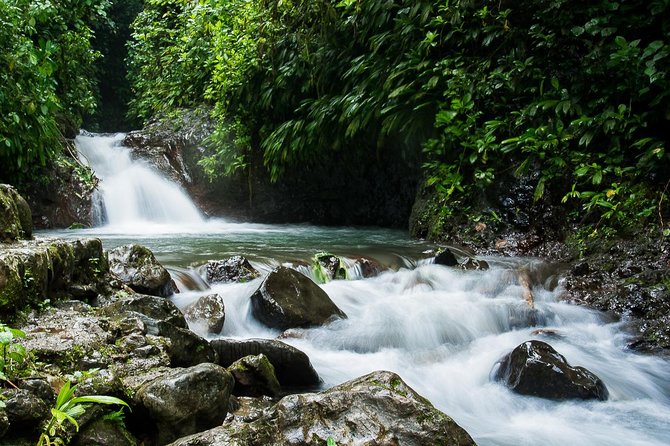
left=225, top=396, right=275, bottom=424
left=103, top=294, right=188, bottom=329
left=211, top=338, right=320, bottom=388
left=492, top=340, right=609, bottom=401
left=0, top=237, right=109, bottom=317
left=136, top=362, right=235, bottom=445
left=250, top=266, right=346, bottom=330
left=168, top=370, right=476, bottom=446
left=20, top=379, right=55, bottom=404
left=434, top=248, right=458, bottom=266
left=203, top=256, right=259, bottom=284
left=353, top=257, right=382, bottom=278
left=3, top=389, right=49, bottom=428
left=228, top=354, right=281, bottom=398
left=158, top=323, right=217, bottom=367
left=312, top=252, right=347, bottom=282
left=0, top=184, right=32, bottom=241
left=22, top=308, right=115, bottom=373
left=108, top=244, right=178, bottom=297
left=183, top=293, right=226, bottom=334
left=72, top=418, right=139, bottom=446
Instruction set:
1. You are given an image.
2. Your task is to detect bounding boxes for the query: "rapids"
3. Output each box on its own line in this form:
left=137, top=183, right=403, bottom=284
left=49, top=133, right=670, bottom=445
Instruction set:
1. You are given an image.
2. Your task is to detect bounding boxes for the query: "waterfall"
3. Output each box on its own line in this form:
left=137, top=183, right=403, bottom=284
left=75, top=133, right=204, bottom=227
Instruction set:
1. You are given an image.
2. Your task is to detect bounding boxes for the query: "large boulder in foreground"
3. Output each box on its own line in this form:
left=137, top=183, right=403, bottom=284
left=0, top=184, right=32, bottom=242
left=250, top=266, right=346, bottom=330
left=136, top=363, right=235, bottom=445
left=492, top=340, right=609, bottom=401
left=212, top=338, right=320, bottom=388
left=168, top=370, right=476, bottom=446
left=108, top=244, right=178, bottom=297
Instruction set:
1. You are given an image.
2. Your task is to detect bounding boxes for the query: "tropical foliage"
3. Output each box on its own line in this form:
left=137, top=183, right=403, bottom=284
left=126, top=0, right=669, bottom=235
left=0, top=0, right=111, bottom=184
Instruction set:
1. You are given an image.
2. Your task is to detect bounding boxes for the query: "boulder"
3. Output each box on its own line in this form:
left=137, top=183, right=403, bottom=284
left=183, top=293, right=226, bottom=334
left=211, top=338, right=320, bottom=388
left=108, top=244, right=178, bottom=297
left=102, top=294, right=216, bottom=367
left=492, top=340, right=609, bottom=400
left=203, top=256, right=259, bottom=284
left=0, top=238, right=108, bottom=316
left=136, top=363, right=235, bottom=445
left=72, top=418, right=139, bottom=446
left=3, top=389, right=49, bottom=428
left=434, top=248, right=458, bottom=266
left=103, top=294, right=188, bottom=329
left=0, top=184, right=32, bottom=242
left=228, top=354, right=281, bottom=397
left=250, top=266, right=346, bottom=330
left=168, top=370, right=476, bottom=446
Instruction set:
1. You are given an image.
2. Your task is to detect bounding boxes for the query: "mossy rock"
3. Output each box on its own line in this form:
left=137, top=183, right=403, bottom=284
left=228, top=354, right=281, bottom=397
left=0, top=184, right=32, bottom=242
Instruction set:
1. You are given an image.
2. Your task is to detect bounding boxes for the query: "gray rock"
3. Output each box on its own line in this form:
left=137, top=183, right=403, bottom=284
left=103, top=294, right=187, bottom=329
left=0, top=237, right=108, bottom=317
left=4, top=389, right=49, bottom=428
left=72, top=418, right=139, bottom=446
left=168, top=370, right=476, bottom=446
left=183, top=293, right=225, bottom=334
left=158, top=323, right=218, bottom=367
left=228, top=354, right=281, bottom=398
left=492, top=340, right=609, bottom=400
left=211, top=338, right=320, bottom=388
left=250, top=266, right=346, bottom=330
left=136, top=363, right=235, bottom=445
left=108, top=244, right=178, bottom=297
left=204, top=256, right=259, bottom=284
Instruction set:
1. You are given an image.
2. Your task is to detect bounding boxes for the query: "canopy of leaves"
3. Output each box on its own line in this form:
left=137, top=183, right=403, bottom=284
left=0, top=0, right=111, bottom=185
left=127, top=0, right=670, bottom=234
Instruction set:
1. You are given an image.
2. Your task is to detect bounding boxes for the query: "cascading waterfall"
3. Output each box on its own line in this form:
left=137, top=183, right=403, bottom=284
left=75, top=133, right=203, bottom=227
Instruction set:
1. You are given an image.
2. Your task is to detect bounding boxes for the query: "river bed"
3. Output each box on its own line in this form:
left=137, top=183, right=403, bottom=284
left=42, top=223, right=670, bottom=446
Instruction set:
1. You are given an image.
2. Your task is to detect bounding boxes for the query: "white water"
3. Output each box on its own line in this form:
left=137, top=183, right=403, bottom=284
left=69, top=134, right=670, bottom=445
left=75, top=133, right=203, bottom=226
left=170, top=258, right=670, bottom=446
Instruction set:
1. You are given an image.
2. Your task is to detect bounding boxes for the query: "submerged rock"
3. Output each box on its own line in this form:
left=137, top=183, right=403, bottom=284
left=108, top=244, right=178, bottom=297
left=492, top=340, right=609, bottom=401
left=168, top=370, right=476, bottom=446
left=183, top=293, right=226, bottom=334
left=135, top=363, right=235, bottom=445
left=250, top=266, right=346, bottom=330
left=203, top=256, right=259, bottom=284
left=228, top=354, right=281, bottom=397
left=211, top=338, right=320, bottom=388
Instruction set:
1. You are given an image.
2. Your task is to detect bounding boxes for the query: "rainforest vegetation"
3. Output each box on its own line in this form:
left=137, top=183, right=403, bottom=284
left=1, top=0, right=669, bottom=237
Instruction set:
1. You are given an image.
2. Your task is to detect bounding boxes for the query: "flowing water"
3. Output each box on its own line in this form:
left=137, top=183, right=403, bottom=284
left=45, top=133, right=670, bottom=445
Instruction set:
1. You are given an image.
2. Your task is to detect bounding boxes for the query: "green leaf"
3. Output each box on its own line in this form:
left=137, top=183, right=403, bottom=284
left=571, top=26, right=584, bottom=36
left=533, top=178, right=545, bottom=202
left=70, top=395, right=130, bottom=409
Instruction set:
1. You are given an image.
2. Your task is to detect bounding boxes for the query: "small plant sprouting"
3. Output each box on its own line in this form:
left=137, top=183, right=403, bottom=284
left=37, top=380, right=130, bottom=446
left=0, top=323, right=28, bottom=389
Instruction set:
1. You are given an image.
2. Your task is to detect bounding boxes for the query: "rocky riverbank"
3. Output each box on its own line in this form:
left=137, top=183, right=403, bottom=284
left=0, top=184, right=480, bottom=445
left=2, top=182, right=632, bottom=445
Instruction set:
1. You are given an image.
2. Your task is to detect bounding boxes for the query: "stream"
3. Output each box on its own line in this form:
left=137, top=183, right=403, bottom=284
left=40, top=133, right=670, bottom=445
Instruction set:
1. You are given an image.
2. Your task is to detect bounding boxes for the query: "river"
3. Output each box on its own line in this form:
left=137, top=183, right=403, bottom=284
left=40, top=133, right=670, bottom=445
